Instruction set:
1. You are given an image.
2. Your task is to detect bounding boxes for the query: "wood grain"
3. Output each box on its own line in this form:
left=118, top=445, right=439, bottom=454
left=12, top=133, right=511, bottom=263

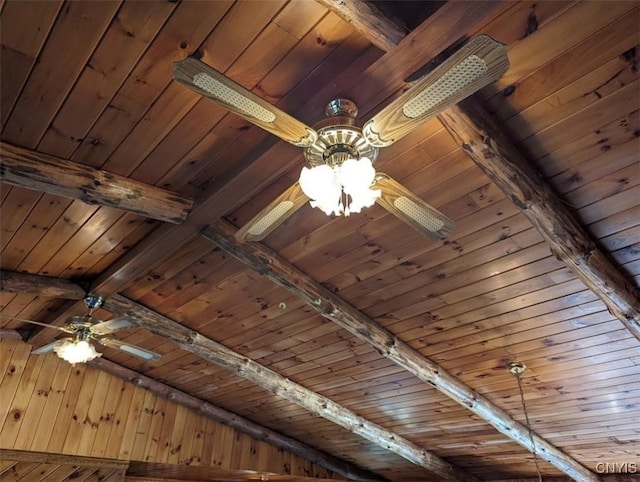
left=102, top=293, right=478, bottom=482
left=0, top=339, right=347, bottom=480
left=92, top=356, right=383, bottom=481
left=0, top=271, right=85, bottom=300
left=201, top=221, right=600, bottom=482
left=315, top=0, right=406, bottom=52
left=0, top=142, right=193, bottom=224
left=438, top=98, right=640, bottom=341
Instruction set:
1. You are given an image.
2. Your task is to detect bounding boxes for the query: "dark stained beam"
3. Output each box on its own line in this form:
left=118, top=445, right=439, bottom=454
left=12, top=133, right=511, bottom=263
left=91, top=357, right=384, bottom=482
left=0, top=142, right=193, bottom=224
left=103, top=294, right=479, bottom=482
left=0, top=270, right=86, bottom=300
left=28, top=1, right=506, bottom=347
left=437, top=99, right=640, bottom=341
left=315, top=0, right=406, bottom=52
left=201, top=220, right=601, bottom=482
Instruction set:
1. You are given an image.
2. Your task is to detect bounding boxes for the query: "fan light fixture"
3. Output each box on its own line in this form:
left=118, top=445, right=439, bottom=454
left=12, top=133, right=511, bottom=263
left=299, top=157, right=380, bottom=216
left=54, top=337, right=102, bottom=364
left=298, top=99, right=381, bottom=217
left=173, top=35, right=509, bottom=241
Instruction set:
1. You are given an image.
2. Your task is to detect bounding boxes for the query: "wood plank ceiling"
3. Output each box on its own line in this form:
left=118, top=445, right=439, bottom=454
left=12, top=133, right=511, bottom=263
left=1, top=0, right=639, bottom=481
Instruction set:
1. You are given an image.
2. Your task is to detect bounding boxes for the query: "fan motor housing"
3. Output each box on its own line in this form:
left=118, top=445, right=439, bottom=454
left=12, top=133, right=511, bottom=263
left=304, top=99, right=378, bottom=167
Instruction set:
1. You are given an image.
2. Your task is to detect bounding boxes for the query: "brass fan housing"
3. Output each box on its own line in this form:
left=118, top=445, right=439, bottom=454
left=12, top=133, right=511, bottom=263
left=303, top=99, right=378, bottom=167
left=69, top=314, right=99, bottom=329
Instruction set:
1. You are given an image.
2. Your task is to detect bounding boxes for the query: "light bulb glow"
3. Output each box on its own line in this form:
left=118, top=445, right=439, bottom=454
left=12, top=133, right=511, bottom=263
left=299, top=158, right=380, bottom=216
left=54, top=339, right=102, bottom=364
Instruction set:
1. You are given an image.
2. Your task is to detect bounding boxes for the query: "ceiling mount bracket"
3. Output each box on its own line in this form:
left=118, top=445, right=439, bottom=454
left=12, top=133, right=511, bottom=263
left=84, top=294, right=104, bottom=311
left=508, top=361, right=526, bottom=376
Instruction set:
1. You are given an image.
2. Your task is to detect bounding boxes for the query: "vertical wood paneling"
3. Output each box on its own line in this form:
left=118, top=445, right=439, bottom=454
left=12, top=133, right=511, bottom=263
left=46, top=366, right=87, bottom=454
left=62, top=368, right=104, bottom=455
left=0, top=352, right=44, bottom=448
left=12, top=355, right=61, bottom=449
left=0, top=339, right=340, bottom=478
left=116, top=387, right=146, bottom=460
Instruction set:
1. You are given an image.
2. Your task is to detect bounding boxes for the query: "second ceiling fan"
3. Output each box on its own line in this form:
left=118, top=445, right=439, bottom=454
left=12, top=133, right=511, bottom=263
left=173, top=34, right=508, bottom=241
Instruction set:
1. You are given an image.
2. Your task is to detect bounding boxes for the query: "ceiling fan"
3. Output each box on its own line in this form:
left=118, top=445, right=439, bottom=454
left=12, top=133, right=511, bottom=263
left=173, top=35, right=509, bottom=241
left=9, top=295, right=160, bottom=364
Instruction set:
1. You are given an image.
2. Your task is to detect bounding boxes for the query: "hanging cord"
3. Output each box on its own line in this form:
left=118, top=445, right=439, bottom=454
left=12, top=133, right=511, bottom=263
left=510, top=362, right=543, bottom=482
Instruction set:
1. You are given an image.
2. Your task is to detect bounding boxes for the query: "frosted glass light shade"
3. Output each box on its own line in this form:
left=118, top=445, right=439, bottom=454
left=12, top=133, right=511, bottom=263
left=54, top=339, right=102, bottom=364
left=299, top=157, right=380, bottom=216
left=300, top=164, right=341, bottom=215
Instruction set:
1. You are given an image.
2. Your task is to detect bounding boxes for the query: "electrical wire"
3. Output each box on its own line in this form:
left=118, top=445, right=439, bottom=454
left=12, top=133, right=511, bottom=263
left=514, top=369, right=543, bottom=482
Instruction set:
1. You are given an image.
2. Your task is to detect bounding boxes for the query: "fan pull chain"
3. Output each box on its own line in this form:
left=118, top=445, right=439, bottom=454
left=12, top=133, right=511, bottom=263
left=510, top=362, right=543, bottom=482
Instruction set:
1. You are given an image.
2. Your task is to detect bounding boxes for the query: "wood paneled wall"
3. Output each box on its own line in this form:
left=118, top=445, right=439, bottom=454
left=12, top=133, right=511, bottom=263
left=0, top=339, right=343, bottom=479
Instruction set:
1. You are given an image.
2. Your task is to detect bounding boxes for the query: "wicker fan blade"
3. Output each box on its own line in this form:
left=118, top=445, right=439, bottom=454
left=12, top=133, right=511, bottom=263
left=99, top=338, right=161, bottom=361
left=91, top=317, right=136, bottom=335
left=235, top=182, right=309, bottom=242
left=2, top=317, right=74, bottom=333
left=374, top=173, right=454, bottom=240
left=32, top=338, right=71, bottom=355
left=174, top=58, right=318, bottom=148
left=363, top=35, right=508, bottom=147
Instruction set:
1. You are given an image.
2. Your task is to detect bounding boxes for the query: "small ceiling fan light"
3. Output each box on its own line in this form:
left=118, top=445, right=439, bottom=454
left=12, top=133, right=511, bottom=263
left=193, top=73, right=276, bottom=123
left=402, top=55, right=487, bottom=118
left=248, top=201, right=295, bottom=236
left=394, top=197, right=445, bottom=232
left=54, top=339, right=101, bottom=364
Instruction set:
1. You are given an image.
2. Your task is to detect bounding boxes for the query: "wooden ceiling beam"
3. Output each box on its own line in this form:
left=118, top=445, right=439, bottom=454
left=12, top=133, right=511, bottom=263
left=0, top=448, right=129, bottom=470
left=0, top=276, right=382, bottom=482
left=0, top=271, right=86, bottom=300
left=314, top=0, right=406, bottom=52
left=27, top=0, right=506, bottom=348
left=201, top=220, right=600, bottom=482
left=316, top=1, right=636, bottom=474
left=103, top=294, right=479, bottom=482
left=0, top=142, right=193, bottom=224
left=437, top=99, right=640, bottom=341
left=91, top=357, right=384, bottom=482
left=126, top=460, right=362, bottom=482
left=83, top=0, right=506, bottom=297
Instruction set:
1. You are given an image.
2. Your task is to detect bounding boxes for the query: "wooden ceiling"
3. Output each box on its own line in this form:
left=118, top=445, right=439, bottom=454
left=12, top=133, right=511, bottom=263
left=1, top=1, right=639, bottom=481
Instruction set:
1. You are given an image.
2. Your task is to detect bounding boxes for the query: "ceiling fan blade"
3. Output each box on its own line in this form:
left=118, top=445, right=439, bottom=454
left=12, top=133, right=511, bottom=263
left=32, top=338, right=71, bottom=355
left=374, top=173, right=454, bottom=240
left=99, top=338, right=161, bottom=362
left=363, top=35, right=509, bottom=147
left=235, top=182, right=309, bottom=242
left=173, top=57, right=318, bottom=148
left=91, top=317, right=136, bottom=335
left=1, top=316, right=74, bottom=333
